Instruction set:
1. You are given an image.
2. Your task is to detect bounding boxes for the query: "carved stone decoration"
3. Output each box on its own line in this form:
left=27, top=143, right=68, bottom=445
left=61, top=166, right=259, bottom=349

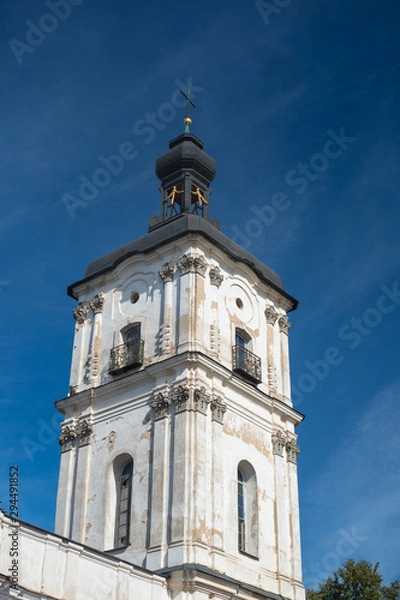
left=73, top=302, right=89, bottom=324
left=286, top=441, right=300, bottom=464
left=159, top=262, right=175, bottom=284
left=158, top=323, right=172, bottom=355
left=151, top=393, right=170, bottom=420
left=89, top=293, right=105, bottom=314
left=193, top=387, right=210, bottom=415
left=278, top=315, right=292, bottom=335
left=210, top=397, right=227, bottom=424
left=268, top=365, right=278, bottom=392
left=59, top=426, right=77, bottom=452
left=271, top=430, right=286, bottom=457
left=177, top=253, right=207, bottom=277
left=76, top=419, right=93, bottom=446
left=209, top=266, right=224, bottom=287
left=91, top=353, right=100, bottom=377
left=210, top=323, right=221, bottom=358
left=265, top=305, right=279, bottom=325
left=172, top=385, right=190, bottom=413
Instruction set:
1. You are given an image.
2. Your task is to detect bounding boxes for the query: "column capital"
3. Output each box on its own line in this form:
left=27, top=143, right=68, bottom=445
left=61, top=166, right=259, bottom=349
left=172, top=385, right=190, bottom=413
left=210, top=396, right=227, bottom=424
left=73, top=302, right=89, bottom=324
left=89, top=293, right=105, bottom=314
left=159, top=262, right=175, bottom=284
left=152, top=392, right=170, bottom=420
left=286, top=441, right=300, bottom=464
left=278, top=315, right=292, bottom=334
left=271, top=430, right=286, bottom=456
left=209, top=266, right=224, bottom=287
left=193, top=387, right=210, bottom=415
left=177, top=253, right=207, bottom=277
left=76, top=419, right=93, bottom=446
left=265, top=305, right=279, bottom=325
left=59, top=425, right=77, bottom=452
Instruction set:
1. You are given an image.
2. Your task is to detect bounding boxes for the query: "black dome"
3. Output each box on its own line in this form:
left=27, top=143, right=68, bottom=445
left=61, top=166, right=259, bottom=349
left=155, top=133, right=217, bottom=183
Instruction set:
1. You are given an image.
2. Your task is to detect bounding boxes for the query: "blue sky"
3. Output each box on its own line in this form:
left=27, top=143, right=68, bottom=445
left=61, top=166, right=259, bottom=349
left=0, top=0, right=399, bottom=590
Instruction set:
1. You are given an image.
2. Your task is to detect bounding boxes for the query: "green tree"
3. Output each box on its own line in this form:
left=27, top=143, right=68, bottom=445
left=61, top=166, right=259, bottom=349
left=307, top=559, right=400, bottom=600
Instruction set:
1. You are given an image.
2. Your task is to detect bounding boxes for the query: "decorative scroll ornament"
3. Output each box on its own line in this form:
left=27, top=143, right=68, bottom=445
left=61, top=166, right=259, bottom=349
left=177, top=253, right=207, bottom=277
left=265, top=306, right=279, bottom=325
left=151, top=392, right=170, bottom=420
left=271, top=430, right=286, bottom=457
left=209, top=266, right=224, bottom=288
left=172, top=385, right=190, bottom=413
left=76, top=419, right=93, bottom=446
left=278, top=315, right=291, bottom=335
left=89, top=293, right=105, bottom=314
left=73, top=302, right=89, bottom=324
left=159, top=262, right=175, bottom=284
left=286, top=441, right=300, bottom=464
left=59, top=426, right=77, bottom=452
left=210, top=396, right=227, bottom=424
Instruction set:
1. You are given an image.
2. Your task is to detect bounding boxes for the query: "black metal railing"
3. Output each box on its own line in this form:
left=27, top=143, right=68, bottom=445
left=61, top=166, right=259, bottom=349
left=109, top=339, right=144, bottom=374
left=232, top=345, right=262, bottom=384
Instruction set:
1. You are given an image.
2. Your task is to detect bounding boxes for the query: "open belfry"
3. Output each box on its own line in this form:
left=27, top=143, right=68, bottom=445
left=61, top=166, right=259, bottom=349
left=0, top=96, right=305, bottom=600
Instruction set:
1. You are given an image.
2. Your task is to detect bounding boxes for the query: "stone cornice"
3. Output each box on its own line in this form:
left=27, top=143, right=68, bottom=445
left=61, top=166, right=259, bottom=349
left=55, top=351, right=304, bottom=426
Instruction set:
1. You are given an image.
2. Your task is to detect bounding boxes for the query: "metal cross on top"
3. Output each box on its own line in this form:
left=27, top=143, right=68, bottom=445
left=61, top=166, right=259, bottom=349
left=180, top=88, right=196, bottom=133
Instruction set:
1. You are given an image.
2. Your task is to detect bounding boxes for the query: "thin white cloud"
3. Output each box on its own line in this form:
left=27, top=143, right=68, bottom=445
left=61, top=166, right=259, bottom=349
left=303, top=380, right=400, bottom=586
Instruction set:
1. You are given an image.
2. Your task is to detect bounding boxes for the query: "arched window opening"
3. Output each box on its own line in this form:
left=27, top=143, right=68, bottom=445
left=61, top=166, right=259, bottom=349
left=191, top=184, right=207, bottom=216
left=237, top=461, right=258, bottom=556
left=238, top=468, right=246, bottom=552
left=165, top=184, right=184, bottom=218
left=115, top=459, right=133, bottom=547
left=124, top=323, right=141, bottom=343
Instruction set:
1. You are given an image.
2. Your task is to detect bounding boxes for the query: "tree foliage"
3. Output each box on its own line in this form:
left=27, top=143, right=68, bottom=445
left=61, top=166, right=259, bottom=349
left=307, top=559, right=400, bottom=600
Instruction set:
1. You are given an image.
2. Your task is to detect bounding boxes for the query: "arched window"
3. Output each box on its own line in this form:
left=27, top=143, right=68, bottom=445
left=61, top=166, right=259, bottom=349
left=235, top=327, right=251, bottom=349
left=115, top=459, right=133, bottom=547
left=237, top=461, right=258, bottom=556
left=238, top=468, right=246, bottom=551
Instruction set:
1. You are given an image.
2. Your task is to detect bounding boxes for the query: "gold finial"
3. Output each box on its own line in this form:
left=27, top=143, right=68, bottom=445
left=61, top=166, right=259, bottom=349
left=180, top=88, right=196, bottom=133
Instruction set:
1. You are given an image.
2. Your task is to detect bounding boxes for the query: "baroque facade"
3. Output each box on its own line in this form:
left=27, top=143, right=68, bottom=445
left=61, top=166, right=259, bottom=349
left=0, top=122, right=305, bottom=600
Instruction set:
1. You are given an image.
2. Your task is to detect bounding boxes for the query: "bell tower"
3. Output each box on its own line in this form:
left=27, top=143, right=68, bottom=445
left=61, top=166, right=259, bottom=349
left=55, top=105, right=305, bottom=600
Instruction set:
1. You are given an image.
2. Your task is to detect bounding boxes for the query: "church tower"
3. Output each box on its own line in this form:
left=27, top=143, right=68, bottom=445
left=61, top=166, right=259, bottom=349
left=55, top=106, right=305, bottom=600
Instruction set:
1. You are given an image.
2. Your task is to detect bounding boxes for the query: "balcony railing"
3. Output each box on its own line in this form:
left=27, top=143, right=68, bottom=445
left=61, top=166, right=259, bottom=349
left=109, top=339, right=144, bottom=374
left=232, top=345, right=262, bottom=384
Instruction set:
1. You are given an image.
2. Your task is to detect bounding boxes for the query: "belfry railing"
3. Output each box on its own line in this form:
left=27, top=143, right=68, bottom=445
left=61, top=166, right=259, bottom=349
left=109, top=339, right=144, bottom=374
left=232, top=345, right=262, bottom=384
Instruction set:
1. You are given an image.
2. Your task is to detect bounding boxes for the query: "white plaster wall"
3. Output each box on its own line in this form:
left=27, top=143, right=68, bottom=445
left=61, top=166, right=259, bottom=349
left=0, top=514, right=169, bottom=600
